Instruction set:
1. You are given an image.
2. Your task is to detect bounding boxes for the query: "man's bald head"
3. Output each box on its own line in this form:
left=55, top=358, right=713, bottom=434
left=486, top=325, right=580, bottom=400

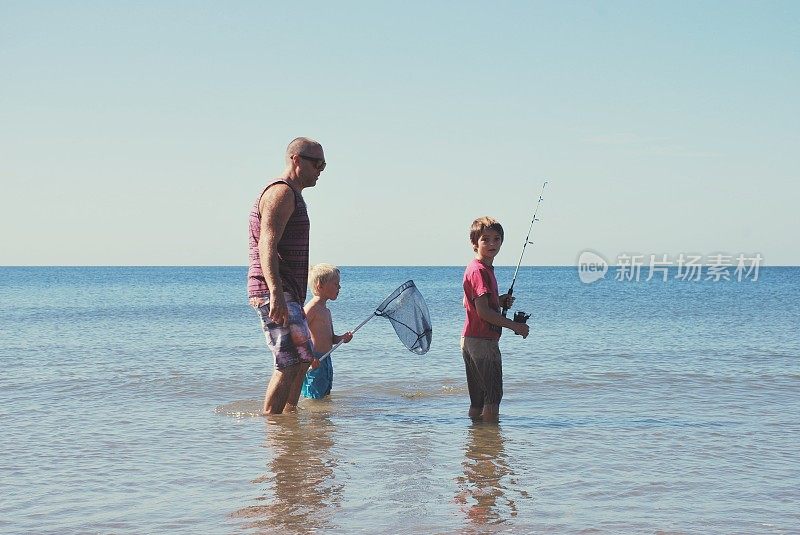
left=286, top=137, right=323, bottom=164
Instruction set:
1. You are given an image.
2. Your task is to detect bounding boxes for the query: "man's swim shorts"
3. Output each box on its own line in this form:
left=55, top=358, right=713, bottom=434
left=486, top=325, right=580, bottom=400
left=254, top=293, right=315, bottom=369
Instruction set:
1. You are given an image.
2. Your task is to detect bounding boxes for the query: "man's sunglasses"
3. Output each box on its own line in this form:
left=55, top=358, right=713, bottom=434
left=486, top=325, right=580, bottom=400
left=298, top=154, right=326, bottom=171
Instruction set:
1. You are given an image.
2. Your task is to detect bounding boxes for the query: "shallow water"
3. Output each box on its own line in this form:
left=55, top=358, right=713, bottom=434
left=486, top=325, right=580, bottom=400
left=1, top=266, right=798, bottom=533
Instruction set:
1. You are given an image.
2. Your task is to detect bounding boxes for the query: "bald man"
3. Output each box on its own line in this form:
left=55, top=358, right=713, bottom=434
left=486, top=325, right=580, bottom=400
left=248, top=137, right=327, bottom=414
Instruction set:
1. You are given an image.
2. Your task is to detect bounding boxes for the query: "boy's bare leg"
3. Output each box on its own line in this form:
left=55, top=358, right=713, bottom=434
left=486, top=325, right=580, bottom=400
left=468, top=406, right=482, bottom=419
left=481, top=404, right=499, bottom=423
left=285, top=362, right=312, bottom=412
left=262, top=363, right=302, bottom=414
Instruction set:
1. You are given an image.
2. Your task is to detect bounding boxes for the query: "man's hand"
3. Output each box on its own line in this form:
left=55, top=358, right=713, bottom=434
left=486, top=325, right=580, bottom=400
left=500, top=294, right=515, bottom=310
left=310, top=358, right=320, bottom=370
left=342, top=331, right=353, bottom=343
left=269, top=292, right=289, bottom=326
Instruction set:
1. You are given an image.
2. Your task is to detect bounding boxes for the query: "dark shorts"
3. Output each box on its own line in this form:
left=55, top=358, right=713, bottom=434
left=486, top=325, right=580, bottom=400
left=254, top=294, right=314, bottom=369
left=461, top=336, right=503, bottom=407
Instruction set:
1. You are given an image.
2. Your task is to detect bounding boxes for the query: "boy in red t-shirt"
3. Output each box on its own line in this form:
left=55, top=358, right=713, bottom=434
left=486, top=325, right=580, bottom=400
left=462, top=216, right=530, bottom=422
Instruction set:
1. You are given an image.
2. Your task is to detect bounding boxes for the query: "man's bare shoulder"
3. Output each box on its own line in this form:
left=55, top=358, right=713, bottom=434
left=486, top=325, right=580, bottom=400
left=259, top=182, right=294, bottom=212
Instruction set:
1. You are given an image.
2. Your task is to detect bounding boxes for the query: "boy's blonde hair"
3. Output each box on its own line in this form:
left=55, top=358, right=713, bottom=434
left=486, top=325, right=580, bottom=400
left=308, top=263, right=340, bottom=296
left=469, top=216, right=504, bottom=251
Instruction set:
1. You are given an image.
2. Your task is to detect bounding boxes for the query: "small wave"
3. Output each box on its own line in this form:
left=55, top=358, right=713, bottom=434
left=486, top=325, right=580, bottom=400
left=400, top=390, right=428, bottom=399
left=214, top=399, right=262, bottom=417
left=363, top=381, right=467, bottom=400
left=441, top=384, right=468, bottom=395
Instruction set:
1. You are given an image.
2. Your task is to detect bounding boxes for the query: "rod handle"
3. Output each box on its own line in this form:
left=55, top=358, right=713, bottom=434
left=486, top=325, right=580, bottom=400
left=501, top=287, right=514, bottom=317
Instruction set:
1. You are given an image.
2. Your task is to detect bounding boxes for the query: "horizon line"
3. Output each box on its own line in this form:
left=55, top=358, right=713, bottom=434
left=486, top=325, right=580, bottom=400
left=2, top=264, right=798, bottom=268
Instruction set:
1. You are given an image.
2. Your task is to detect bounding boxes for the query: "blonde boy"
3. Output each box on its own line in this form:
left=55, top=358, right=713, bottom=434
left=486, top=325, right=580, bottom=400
left=462, top=217, right=529, bottom=422
left=300, top=264, right=353, bottom=400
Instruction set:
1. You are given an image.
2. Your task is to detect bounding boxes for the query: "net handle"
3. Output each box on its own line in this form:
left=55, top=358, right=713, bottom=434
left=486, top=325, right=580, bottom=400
left=316, top=311, right=375, bottom=363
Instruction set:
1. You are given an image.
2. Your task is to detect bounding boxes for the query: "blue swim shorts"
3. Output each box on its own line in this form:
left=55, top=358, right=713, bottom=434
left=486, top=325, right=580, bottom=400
left=254, top=294, right=315, bottom=370
left=302, top=351, right=333, bottom=399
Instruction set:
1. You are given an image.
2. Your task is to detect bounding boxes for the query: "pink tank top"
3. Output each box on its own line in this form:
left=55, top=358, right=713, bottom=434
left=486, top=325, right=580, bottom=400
left=247, top=180, right=310, bottom=302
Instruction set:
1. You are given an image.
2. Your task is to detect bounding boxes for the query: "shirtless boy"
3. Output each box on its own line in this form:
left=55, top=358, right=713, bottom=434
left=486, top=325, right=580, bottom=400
left=297, top=264, right=353, bottom=402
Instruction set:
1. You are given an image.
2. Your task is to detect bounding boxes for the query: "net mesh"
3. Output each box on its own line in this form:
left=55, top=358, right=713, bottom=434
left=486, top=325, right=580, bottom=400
left=375, top=280, right=432, bottom=355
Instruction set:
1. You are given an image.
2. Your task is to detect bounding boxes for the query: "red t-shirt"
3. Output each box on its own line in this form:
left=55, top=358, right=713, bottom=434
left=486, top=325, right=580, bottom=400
left=462, top=258, right=502, bottom=339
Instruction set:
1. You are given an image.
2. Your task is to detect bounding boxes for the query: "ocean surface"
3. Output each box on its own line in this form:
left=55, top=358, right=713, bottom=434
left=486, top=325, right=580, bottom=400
left=1, top=266, right=798, bottom=534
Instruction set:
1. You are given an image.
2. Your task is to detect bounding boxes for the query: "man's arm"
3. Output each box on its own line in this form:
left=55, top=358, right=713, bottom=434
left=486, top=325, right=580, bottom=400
left=258, top=184, right=296, bottom=326
left=475, top=294, right=529, bottom=338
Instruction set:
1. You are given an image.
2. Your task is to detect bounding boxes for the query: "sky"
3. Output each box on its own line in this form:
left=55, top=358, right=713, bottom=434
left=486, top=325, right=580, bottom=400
left=1, top=1, right=798, bottom=266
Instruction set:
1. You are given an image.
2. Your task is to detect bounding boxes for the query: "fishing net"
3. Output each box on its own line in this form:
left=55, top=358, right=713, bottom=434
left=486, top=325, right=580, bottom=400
left=317, top=280, right=433, bottom=362
left=375, top=280, right=433, bottom=355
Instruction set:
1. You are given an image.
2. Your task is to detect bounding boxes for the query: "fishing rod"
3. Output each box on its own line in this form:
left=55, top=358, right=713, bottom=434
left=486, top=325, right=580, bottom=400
left=503, top=180, right=548, bottom=320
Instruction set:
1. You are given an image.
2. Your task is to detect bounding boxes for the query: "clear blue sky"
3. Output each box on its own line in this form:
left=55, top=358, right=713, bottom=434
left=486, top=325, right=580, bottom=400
left=2, top=1, right=797, bottom=266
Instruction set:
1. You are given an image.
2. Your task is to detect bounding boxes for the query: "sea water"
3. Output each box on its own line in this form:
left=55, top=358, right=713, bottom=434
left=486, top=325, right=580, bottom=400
left=1, top=266, right=798, bottom=534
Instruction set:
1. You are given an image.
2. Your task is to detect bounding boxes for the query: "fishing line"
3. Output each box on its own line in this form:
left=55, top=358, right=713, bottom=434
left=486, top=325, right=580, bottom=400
left=502, top=180, right=548, bottom=319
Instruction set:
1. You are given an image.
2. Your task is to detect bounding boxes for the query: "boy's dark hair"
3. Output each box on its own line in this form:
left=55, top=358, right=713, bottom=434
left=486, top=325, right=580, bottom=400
left=469, top=216, right=504, bottom=251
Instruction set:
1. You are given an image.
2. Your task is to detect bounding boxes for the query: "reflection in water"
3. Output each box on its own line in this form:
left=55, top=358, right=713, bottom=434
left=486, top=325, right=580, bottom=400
left=231, top=410, right=342, bottom=534
left=455, top=423, right=519, bottom=526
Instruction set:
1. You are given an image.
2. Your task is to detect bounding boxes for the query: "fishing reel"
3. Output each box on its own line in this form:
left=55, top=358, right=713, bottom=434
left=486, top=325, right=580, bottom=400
left=513, top=310, right=531, bottom=324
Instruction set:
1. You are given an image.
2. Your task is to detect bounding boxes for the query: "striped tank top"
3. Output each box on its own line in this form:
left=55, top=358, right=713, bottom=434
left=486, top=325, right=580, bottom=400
left=247, top=180, right=310, bottom=302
